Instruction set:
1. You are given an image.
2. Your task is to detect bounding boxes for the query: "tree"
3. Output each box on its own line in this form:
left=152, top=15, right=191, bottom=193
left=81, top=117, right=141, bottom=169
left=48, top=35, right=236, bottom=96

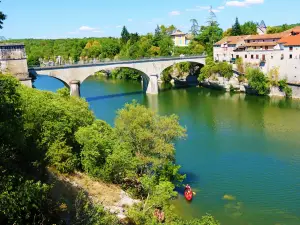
left=241, top=21, right=258, bottom=35
left=207, top=6, right=217, bottom=26
left=121, top=26, right=130, bottom=44
left=114, top=101, right=186, bottom=168
left=153, top=25, right=162, bottom=46
left=0, top=1, right=6, bottom=29
left=246, top=68, right=270, bottom=95
left=231, top=17, right=242, bottom=36
left=190, top=19, right=199, bottom=36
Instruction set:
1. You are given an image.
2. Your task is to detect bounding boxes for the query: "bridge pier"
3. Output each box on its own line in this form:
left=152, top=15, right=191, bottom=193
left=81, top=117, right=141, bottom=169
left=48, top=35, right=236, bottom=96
left=146, top=75, right=159, bottom=95
left=69, top=80, right=80, bottom=97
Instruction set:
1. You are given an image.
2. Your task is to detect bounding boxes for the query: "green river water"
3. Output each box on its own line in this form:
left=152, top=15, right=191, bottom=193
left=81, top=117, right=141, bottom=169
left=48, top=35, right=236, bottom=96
left=34, top=76, right=300, bottom=225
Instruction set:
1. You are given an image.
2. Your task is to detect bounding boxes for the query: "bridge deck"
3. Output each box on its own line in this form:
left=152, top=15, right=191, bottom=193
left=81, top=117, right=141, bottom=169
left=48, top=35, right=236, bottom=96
left=29, top=55, right=206, bottom=71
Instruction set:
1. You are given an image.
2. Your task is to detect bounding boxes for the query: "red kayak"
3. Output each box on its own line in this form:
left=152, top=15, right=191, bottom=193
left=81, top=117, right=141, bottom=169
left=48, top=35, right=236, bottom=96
left=184, top=188, right=193, bottom=201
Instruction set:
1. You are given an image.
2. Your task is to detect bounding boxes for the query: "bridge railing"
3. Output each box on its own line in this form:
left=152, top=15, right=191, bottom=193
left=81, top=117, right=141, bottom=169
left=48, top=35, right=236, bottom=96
left=28, top=54, right=206, bottom=69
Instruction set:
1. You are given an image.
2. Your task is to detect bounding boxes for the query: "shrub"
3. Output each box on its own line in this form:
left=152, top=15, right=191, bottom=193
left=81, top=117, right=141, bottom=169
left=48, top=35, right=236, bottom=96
left=246, top=68, right=270, bottom=95
left=278, top=79, right=292, bottom=98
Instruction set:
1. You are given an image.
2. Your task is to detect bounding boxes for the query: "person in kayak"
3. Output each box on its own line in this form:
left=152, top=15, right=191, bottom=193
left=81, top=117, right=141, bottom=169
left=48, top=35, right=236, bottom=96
left=184, top=184, right=193, bottom=201
left=185, top=184, right=191, bottom=191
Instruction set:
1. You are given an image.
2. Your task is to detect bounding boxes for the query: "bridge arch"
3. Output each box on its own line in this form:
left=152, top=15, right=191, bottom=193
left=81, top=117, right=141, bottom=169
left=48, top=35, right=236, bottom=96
left=159, top=60, right=205, bottom=83
left=29, top=56, right=206, bottom=96
left=80, top=66, right=151, bottom=93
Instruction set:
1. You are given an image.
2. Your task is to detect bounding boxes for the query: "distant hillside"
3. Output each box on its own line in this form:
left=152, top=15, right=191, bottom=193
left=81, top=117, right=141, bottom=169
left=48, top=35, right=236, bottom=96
left=267, top=23, right=300, bottom=34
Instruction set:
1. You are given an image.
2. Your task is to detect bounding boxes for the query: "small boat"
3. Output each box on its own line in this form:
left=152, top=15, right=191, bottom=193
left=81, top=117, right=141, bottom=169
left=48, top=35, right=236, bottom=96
left=184, top=188, right=193, bottom=201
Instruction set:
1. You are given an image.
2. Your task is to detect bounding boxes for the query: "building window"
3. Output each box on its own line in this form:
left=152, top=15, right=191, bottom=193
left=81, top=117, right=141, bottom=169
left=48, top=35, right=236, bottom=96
left=236, top=55, right=239, bottom=58
left=271, top=55, right=273, bottom=59
left=290, top=47, right=293, bottom=51
left=281, top=54, right=284, bottom=60
left=254, top=47, right=256, bottom=49
left=245, top=55, right=247, bottom=58
left=256, top=55, right=259, bottom=59
left=265, top=46, right=268, bottom=50
left=179, top=40, right=182, bottom=45
left=251, top=55, right=254, bottom=59
left=290, top=54, right=293, bottom=59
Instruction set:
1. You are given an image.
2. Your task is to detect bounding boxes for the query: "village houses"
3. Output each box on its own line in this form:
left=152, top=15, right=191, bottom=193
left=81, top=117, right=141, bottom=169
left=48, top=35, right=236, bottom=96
left=213, top=22, right=300, bottom=84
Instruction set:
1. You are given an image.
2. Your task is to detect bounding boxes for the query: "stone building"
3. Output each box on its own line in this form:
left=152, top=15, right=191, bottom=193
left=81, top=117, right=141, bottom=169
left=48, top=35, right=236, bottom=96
left=170, top=30, right=193, bottom=47
left=0, top=43, right=31, bottom=87
left=213, top=26, right=300, bottom=84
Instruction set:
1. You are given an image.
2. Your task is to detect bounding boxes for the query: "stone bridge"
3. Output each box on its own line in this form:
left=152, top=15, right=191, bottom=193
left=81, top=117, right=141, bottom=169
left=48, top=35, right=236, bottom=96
left=29, top=55, right=206, bottom=96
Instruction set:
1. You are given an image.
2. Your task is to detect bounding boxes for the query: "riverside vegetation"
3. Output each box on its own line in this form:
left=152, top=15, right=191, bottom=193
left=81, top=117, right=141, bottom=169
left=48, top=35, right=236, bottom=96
left=0, top=73, right=220, bottom=225
left=198, top=57, right=292, bottom=98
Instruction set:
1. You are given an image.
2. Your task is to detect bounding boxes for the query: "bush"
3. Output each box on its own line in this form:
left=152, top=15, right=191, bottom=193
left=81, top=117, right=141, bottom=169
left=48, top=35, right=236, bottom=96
left=46, top=140, right=78, bottom=173
left=278, top=79, right=292, bottom=98
left=236, top=57, right=244, bottom=74
left=198, top=58, right=233, bottom=82
left=246, top=68, right=270, bottom=95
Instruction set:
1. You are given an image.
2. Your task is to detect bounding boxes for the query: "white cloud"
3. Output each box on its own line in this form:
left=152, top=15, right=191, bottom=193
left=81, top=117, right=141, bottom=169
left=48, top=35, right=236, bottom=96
left=226, top=0, right=264, bottom=7
left=79, top=26, right=97, bottom=31
left=212, top=9, right=220, bottom=13
left=128, top=18, right=133, bottom=22
left=116, top=25, right=122, bottom=28
left=169, top=10, right=181, bottom=16
left=218, top=6, right=225, bottom=10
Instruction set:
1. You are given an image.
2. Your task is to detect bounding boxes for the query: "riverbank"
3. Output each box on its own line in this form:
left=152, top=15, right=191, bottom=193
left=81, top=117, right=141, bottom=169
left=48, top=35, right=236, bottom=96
left=48, top=168, right=140, bottom=221
left=199, top=75, right=300, bottom=99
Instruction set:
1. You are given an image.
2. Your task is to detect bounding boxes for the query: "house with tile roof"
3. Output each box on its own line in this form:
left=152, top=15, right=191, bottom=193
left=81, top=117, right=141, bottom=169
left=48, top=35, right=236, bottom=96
left=213, top=26, right=300, bottom=84
left=170, top=30, right=193, bottom=47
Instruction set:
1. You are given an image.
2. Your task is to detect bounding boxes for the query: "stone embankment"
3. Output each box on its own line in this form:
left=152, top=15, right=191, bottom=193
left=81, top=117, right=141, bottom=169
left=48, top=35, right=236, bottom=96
left=201, top=74, right=300, bottom=98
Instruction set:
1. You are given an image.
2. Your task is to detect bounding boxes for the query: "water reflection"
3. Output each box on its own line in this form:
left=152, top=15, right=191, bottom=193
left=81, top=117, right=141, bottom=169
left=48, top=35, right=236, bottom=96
left=34, top=76, right=300, bottom=225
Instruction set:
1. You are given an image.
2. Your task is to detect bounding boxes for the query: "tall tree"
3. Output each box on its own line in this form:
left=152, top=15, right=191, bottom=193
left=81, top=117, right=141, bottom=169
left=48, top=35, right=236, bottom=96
left=207, top=6, right=217, bottom=26
left=0, top=1, right=7, bottom=29
left=190, top=19, right=200, bottom=35
left=241, top=21, right=258, bottom=35
left=231, top=17, right=242, bottom=36
left=121, top=26, right=130, bottom=44
left=153, top=25, right=162, bottom=46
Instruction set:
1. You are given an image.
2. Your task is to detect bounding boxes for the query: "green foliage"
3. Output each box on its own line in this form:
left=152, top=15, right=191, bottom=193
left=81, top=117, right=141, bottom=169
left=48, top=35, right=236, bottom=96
left=102, top=143, right=137, bottom=183
left=236, top=57, right=244, bottom=74
left=75, top=120, right=114, bottom=177
left=198, top=57, right=232, bottom=81
left=267, top=23, right=300, bottom=34
left=216, top=62, right=233, bottom=79
left=111, top=67, right=143, bottom=80
left=278, top=79, right=292, bottom=98
left=231, top=17, right=242, bottom=36
left=57, top=86, right=70, bottom=97
left=241, top=21, right=258, bottom=35
left=0, top=1, right=6, bottom=29
left=19, top=84, right=94, bottom=169
left=121, top=26, right=130, bottom=44
left=46, top=139, right=78, bottom=173
left=0, top=176, right=54, bottom=225
left=72, top=191, right=119, bottom=225
left=196, top=24, right=223, bottom=56
left=115, top=101, right=186, bottom=166
left=190, top=19, right=200, bottom=36
left=246, top=68, right=270, bottom=95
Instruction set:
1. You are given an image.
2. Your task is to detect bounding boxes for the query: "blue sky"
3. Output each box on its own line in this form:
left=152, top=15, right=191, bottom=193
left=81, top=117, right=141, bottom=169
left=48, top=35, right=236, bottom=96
left=1, top=0, right=300, bottom=39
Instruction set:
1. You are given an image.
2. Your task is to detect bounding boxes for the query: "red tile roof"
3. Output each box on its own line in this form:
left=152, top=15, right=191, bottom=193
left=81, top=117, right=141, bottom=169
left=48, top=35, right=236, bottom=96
left=245, top=33, right=284, bottom=40
left=278, top=34, right=300, bottom=46
left=214, top=35, right=249, bottom=45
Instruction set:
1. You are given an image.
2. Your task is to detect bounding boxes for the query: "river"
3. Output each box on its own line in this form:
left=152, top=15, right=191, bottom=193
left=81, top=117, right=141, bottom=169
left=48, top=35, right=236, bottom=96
left=34, top=75, right=300, bottom=225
